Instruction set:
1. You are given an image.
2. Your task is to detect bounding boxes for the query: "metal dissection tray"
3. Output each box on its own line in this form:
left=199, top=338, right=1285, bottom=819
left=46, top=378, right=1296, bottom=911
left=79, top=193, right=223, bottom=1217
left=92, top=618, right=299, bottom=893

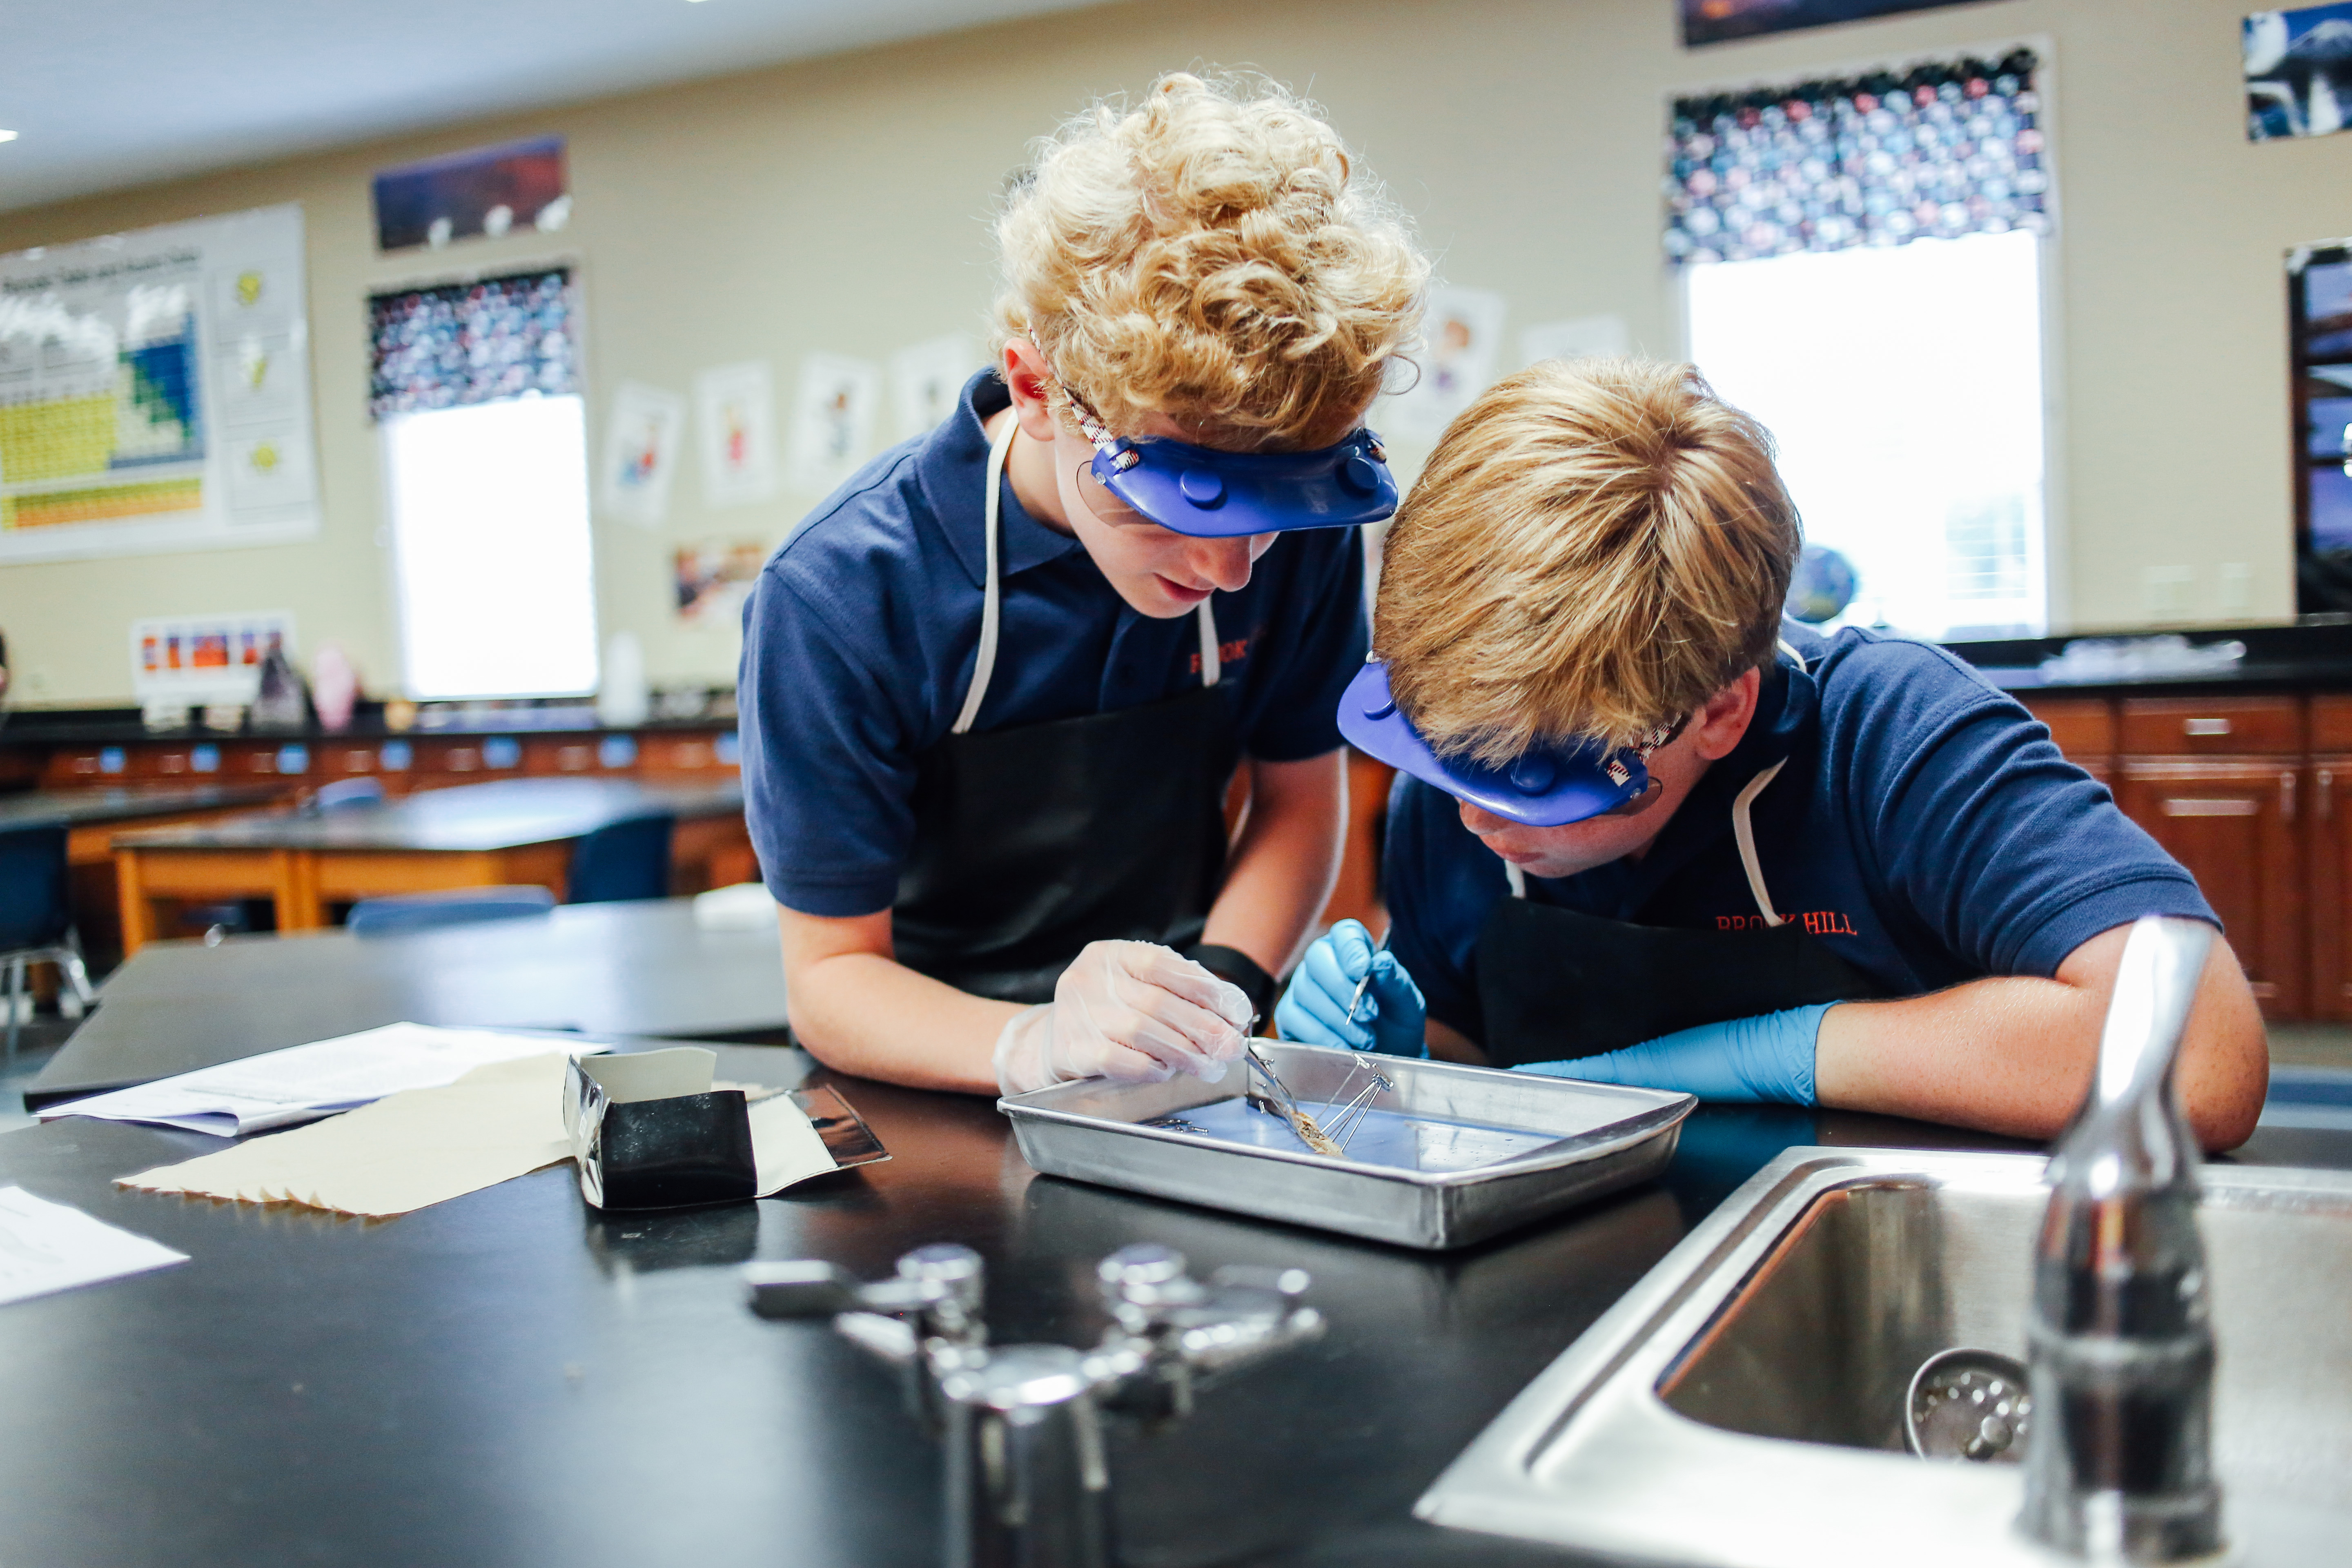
left=999, top=1042, right=1693, bottom=1250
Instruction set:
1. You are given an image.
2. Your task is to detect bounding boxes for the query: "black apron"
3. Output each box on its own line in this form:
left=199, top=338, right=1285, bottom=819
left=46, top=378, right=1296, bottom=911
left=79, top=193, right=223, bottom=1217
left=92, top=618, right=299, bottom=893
left=890, top=419, right=1238, bottom=1004
left=1475, top=697, right=1893, bottom=1069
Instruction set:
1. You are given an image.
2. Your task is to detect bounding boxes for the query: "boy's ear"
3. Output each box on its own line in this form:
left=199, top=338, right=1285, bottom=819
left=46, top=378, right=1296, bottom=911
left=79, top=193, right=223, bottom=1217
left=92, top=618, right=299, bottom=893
left=1000, top=339, right=1062, bottom=443
left=1691, top=667, right=1763, bottom=762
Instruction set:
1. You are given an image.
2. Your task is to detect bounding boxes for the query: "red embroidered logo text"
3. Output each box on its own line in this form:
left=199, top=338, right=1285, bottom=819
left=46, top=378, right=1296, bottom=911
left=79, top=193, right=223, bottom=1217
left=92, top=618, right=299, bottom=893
left=1189, top=636, right=1250, bottom=675
left=1717, top=910, right=1860, bottom=935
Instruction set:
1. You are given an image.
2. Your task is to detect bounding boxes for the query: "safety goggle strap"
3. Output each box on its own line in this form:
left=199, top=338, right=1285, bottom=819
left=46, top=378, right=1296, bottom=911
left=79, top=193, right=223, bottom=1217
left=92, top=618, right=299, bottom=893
left=1600, top=713, right=1690, bottom=789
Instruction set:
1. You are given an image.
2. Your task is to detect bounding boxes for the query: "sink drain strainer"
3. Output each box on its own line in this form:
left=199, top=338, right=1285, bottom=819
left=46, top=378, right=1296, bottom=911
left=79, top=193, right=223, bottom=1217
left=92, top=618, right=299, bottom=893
left=1904, top=1348, right=2032, bottom=1463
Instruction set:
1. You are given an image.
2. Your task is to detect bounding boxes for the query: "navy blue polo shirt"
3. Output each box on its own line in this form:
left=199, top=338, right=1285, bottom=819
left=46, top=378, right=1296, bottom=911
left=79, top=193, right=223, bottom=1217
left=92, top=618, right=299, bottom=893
left=1385, top=624, right=2217, bottom=1044
left=739, top=370, right=1369, bottom=918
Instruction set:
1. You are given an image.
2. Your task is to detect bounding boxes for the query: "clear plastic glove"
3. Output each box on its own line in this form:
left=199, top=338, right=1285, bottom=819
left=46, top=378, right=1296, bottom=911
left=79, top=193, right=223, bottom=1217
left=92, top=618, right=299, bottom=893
left=992, top=940, right=1255, bottom=1097
left=1273, top=919, right=1428, bottom=1057
left=1511, top=1004, right=1833, bottom=1104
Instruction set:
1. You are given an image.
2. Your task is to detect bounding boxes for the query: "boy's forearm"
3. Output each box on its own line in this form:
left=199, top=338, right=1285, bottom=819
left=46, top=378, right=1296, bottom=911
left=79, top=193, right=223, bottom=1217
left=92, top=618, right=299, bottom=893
left=1813, top=924, right=2268, bottom=1150
left=1200, top=751, right=1347, bottom=984
left=777, top=908, right=1021, bottom=1094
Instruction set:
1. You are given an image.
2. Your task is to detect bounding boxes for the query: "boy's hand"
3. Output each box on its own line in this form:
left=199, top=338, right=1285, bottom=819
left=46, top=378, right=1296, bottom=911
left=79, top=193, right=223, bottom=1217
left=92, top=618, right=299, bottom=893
left=1275, top=920, right=1427, bottom=1056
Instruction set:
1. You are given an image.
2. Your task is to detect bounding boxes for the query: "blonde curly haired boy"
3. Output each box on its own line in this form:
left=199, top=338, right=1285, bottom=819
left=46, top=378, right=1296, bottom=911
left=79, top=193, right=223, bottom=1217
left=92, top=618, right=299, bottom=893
left=741, top=71, right=1432, bottom=1098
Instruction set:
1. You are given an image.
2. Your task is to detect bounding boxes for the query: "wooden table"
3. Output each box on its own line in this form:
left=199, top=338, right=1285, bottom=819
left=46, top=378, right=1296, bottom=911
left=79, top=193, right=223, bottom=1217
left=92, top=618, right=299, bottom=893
left=24, top=896, right=791, bottom=1105
left=2, top=784, right=290, bottom=969
left=0, top=784, right=287, bottom=866
left=110, top=778, right=746, bottom=953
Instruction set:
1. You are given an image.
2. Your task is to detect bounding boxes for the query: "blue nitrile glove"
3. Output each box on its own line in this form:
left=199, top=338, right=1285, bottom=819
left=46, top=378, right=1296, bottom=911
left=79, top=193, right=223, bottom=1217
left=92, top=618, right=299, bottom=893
left=1512, top=1004, right=1834, bottom=1105
left=1274, top=919, right=1428, bottom=1057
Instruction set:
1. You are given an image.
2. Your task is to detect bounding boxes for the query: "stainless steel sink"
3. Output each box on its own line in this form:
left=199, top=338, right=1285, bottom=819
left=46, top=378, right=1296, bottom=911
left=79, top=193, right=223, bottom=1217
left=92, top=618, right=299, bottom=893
left=1417, top=1147, right=2352, bottom=1566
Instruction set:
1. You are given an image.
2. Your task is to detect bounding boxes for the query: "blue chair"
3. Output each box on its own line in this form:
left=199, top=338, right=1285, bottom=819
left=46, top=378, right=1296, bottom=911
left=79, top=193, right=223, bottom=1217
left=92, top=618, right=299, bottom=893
left=566, top=811, right=675, bottom=904
left=347, top=884, right=557, bottom=936
left=312, top=777, right=387, bottom=811
left=0, top=823, right=96, bottom=1056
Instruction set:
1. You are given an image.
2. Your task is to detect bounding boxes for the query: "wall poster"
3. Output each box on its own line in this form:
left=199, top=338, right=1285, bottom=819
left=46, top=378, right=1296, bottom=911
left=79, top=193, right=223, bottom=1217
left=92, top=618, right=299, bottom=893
left=1681, top=1, right=1989, bottom=49
left=673, top=538, right=768, bottom=626
left=372, top=136, right=570, bottom=252
left=1381, top=286, right=1507, bottom=441
left=695, top=361, right=779, bottom=508
left=2247, top=7, right=2352, bottom=140
left=599, top=380, right=686, bottom=530
left=0, top=203, right=318, bottom=565
left=129, top=609, right=296, bottom=707
left=891, top=333, right=978, bottom=441
left=786, top=352, right=882, bottom=496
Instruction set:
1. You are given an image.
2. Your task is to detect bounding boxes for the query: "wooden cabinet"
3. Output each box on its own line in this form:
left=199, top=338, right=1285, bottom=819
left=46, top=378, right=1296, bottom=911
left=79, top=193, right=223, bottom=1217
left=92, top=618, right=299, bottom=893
left=2023, top=689, right=2352, bottom=1019
left=2027, top=696, right=2114, bottom=781
left=2307, top=759, right=2352, bottom=1021
left=2118, top=696, right=2304, bottom=757
left=2114, top=760, right=2305, bottom=1014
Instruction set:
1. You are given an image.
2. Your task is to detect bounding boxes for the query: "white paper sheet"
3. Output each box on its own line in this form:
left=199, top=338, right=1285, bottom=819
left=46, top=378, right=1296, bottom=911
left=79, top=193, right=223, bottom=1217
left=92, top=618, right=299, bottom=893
left=119, top=1053, right=577, bottom=1217
left=42, top=1024, right=607, bottom=1138
left=0, top=1186, right=188, bottom=1306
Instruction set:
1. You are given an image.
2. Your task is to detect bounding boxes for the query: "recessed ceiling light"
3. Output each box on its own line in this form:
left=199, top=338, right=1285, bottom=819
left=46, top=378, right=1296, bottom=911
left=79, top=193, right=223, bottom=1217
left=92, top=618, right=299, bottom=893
left=0, top=131, right=19, bottom=144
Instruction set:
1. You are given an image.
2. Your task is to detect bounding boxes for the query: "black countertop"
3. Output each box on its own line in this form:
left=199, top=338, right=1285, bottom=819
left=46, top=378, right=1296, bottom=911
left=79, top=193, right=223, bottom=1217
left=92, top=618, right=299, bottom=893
left=109, top=777, right=743, bottom=855
left=30, top=897, right=792, bottom=1105
left=0, top=783, right=282, bottom=829
left=1944, top=619, right=2352, bottom=698
left=5, top=1037, right=2341, bottom=1568
left=0, top=704, right=737, bottom=750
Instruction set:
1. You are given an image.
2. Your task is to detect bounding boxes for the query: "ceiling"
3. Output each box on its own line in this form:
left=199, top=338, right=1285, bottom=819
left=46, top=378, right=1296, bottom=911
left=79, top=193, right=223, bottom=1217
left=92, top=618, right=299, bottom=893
left=0, top=0, right=1107, bottom=214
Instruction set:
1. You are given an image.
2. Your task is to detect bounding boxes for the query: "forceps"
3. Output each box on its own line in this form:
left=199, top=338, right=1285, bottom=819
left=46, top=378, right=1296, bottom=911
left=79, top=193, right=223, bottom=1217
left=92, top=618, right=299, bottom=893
left=1345, top=928, right=1393, bottom=1026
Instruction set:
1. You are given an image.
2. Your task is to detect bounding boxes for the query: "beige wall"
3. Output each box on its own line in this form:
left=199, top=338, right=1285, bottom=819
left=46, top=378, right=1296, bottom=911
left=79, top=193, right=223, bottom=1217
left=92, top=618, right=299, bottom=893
left=0, top=0, right=2336, bottom=706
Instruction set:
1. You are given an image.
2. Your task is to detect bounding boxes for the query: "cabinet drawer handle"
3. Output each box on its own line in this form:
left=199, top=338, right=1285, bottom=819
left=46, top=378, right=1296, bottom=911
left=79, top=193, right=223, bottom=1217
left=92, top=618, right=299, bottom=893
left=2182, top=717, right=2233, bottom=736
left=2160, top=798, right=2259, bottom=817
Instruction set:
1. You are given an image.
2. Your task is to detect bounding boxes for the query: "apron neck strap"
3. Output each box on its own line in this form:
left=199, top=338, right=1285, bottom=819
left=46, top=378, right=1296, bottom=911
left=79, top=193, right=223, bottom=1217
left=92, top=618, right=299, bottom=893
left=957, top=418, right=1223, bottom=736
left=952, top=416, right=1018, bottom=736
left=1730, top=758, right=1789, bottom=925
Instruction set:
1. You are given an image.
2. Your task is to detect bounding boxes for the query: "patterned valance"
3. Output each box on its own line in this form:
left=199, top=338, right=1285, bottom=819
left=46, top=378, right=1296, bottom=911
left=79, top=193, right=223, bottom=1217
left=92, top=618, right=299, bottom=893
left=1665, top=49, right=2047, bottom=266
left=368, top=267, right=578, bottom=419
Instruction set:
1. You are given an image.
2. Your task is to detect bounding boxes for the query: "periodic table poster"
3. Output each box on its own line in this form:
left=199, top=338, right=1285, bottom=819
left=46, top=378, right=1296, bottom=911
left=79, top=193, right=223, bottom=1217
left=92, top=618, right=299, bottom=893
left=0, top=203, right=319, bottom=564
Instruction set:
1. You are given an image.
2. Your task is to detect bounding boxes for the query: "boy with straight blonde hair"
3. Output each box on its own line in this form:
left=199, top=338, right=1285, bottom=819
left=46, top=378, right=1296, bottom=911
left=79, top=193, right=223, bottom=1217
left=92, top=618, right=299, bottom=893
left=742, top=72, right=1428, bottom=1097
left=1278, top=358, right=2269, bottom=1149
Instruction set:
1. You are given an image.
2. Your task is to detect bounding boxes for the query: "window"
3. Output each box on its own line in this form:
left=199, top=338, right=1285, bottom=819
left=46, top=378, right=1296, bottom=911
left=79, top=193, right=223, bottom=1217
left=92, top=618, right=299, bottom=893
left=382, top=394, right=597, bottom=699
left=1667, top=52, right=2051, bottom=639
left=369, top=268, right=597, bottom=699
left=1685, top=230, right=2047, bottom=638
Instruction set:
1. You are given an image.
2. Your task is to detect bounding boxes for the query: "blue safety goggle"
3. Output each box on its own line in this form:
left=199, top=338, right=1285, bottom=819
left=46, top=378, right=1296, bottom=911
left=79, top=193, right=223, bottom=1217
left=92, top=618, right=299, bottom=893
left=1067, top=392, right=1397, bottom=538
left=1336, top=660, right=1684, bottom=827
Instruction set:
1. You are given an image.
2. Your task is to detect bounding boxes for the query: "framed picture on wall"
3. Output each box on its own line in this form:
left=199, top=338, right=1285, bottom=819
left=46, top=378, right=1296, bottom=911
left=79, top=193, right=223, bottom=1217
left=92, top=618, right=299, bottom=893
left=1681, top=1, right=1991, bottom=49
left=2246, top=7, right=2352, bottom=140
left=2288, top=240, right=2352, bottom=611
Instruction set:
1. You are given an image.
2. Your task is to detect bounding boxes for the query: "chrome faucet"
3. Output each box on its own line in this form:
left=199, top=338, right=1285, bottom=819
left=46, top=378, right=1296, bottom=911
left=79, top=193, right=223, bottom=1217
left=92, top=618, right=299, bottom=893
left=2020, top=915, right=2223, bottom=1562
left=746, top=1242, right=1322, bottom=1568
